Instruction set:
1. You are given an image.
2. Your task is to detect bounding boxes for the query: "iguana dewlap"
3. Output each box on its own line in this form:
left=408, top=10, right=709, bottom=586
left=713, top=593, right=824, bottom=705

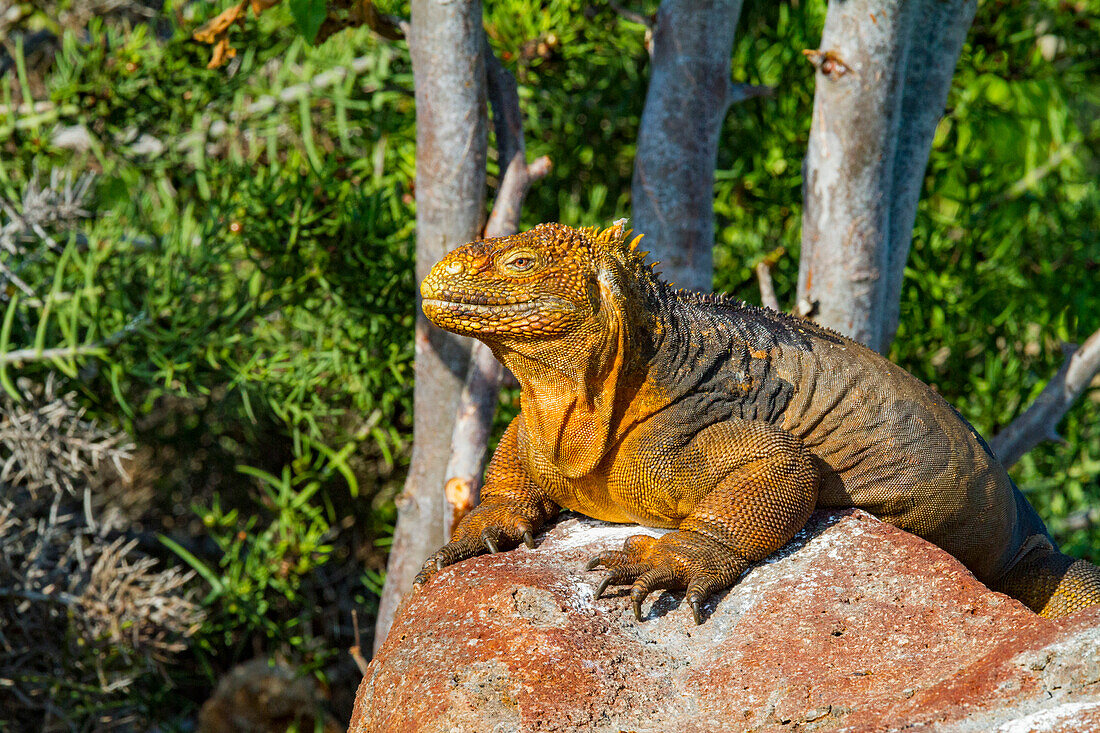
left=414, top=222, right=1100, bottom=623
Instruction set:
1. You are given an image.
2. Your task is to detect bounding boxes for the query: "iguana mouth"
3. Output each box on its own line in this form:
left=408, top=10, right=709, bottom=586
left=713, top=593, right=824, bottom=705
left=423, top=297, right=575, bottom=315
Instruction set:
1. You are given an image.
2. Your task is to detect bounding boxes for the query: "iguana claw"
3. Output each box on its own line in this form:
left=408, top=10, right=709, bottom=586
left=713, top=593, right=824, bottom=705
left=584, top=531, right=745, bottom=623
left=689, top=598, right=703, bottom=625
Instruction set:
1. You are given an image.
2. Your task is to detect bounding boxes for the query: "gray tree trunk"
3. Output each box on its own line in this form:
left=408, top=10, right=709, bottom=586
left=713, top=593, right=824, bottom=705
left=374, top=0, right=487, bottom=653
left=632, top=0, right=745, bottom=294
left=798, top=0, right=976, bottom=353
left=441, top=50, right=550, bottom=539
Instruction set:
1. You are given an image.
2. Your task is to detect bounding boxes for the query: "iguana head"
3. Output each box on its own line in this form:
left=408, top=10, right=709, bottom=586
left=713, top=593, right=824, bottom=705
left=421, top=221, right=657, bottom=478
left=420, top=221, right=652, bottom=345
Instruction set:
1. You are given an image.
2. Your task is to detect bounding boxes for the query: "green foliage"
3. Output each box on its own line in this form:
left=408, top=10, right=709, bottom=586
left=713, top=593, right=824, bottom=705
left=2, top=10, right=414, bottom=725
left=163, top=459, right=337, bottom=674
left=289, top=0, right=328, bottom=43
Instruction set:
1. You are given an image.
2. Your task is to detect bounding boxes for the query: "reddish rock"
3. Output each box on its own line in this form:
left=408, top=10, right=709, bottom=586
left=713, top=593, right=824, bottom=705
left=350, top=510, right=1100, bottom=732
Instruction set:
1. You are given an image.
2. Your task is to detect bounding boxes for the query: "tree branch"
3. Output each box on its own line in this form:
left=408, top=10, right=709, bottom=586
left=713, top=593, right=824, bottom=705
left=0, top=313, right=146, bottom=367
left=442, top=44, right=549, bottom=538
left=753, top=247, right=785, bottom=312
left=990, top=328, right=1100, bottom=468
left=608, top=0, right=654, bottom=30
left=755, top=262, right=780, bottom=312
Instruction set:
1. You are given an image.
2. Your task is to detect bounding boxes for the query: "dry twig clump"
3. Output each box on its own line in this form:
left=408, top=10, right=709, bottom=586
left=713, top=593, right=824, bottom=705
left=0, top=379, right=204, bottom=729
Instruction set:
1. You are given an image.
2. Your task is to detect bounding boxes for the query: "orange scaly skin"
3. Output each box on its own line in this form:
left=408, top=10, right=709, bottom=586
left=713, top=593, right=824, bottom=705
left=414, top=222, right=1100, bottom=622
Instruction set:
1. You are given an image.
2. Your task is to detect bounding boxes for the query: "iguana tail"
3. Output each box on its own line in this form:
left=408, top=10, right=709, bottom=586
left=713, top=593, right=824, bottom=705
left=984, top=485, right=1100, bottom=618
left=993, top=540, right=1100, bottom=618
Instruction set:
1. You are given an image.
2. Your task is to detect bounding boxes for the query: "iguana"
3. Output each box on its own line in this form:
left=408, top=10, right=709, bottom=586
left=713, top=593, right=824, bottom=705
left=413, top=221, right=1100, bottom=623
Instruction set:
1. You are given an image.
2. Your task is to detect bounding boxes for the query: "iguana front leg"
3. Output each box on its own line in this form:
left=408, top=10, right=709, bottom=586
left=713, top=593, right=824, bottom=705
left=587, top=420, right=819, bottom=623
left=414, top=417, right=558, bottom=587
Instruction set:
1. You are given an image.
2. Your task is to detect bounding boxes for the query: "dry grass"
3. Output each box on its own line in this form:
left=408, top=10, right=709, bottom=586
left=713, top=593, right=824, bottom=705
left=0, top=378, right=205, bottom=729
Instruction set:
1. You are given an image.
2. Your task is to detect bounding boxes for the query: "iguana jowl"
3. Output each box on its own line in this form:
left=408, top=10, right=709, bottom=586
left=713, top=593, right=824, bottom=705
left=414, top=222, right=1100, bottom=622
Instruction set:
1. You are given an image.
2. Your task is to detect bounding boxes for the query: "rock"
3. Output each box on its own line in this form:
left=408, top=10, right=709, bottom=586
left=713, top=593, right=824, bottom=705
left=351, top=510, right=1100, bottom=732
left=200, top=658, right=342, bottom=733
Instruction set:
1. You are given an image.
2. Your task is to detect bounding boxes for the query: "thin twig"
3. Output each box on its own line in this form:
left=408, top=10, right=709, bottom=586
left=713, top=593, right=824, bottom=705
left=1005, top=142, right=1078, bottom=200
left=754, top=247, right=785, bottom=312
left=755, top=262, right=780, bottom=312
left=608, top=0, right=654, bottom=29
left=349, top=609, right=369, bottom=676
left=0, top=314, right=146, bottom=366
left=990, top=327, right=1100, bottom=467
left=0, top=587, right=81, bottom=607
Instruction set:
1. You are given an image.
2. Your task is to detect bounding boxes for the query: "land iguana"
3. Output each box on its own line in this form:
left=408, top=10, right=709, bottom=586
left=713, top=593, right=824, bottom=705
left=413, top=221, right=1100, bottom=623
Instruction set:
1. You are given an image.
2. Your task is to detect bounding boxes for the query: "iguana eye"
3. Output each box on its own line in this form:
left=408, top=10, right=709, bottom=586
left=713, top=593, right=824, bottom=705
left=501, top=251, right=537, bottom=274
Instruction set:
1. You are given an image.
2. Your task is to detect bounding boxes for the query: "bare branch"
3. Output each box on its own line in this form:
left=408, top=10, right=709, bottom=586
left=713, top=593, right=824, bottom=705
left=755, top=262, right=780, bottom=312
left=990, top=328, right=1100, bottom=467
left=0, top=313, right=146, bottom=367
left=349, top=610, right=370, bottom=676
left=1005, top=142, right=1078, bottom=201
left=608, top=0, right=654, bottom=30
left=754, top=247, right=785, bottom=313
left=443, top=342, right=503, bottom=536
left=728, top=82, right=774, bottom=104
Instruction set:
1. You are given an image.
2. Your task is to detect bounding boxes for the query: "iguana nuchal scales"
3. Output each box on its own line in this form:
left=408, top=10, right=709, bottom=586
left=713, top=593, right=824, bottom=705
left=414, top=222, right=1100, bottom=623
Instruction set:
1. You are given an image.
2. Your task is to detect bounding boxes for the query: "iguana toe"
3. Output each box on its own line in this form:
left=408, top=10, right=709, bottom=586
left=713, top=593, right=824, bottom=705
left=415, top=536, right=486, bottom=586
left=585, top=531, right=746, bottom=623
left=414, top=502, right=545, bottom=586
left=593, top=564, right=647, bottom=598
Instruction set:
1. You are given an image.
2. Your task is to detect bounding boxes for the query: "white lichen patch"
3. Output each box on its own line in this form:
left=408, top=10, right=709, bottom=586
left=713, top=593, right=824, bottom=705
left=546, top=518, right=669, bottom=551
left=996, top=702, right=1100, bottom=733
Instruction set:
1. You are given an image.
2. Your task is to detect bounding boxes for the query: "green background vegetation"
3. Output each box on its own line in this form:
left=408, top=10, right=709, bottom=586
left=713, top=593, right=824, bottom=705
left=1, top=0, right=1097, bottom=727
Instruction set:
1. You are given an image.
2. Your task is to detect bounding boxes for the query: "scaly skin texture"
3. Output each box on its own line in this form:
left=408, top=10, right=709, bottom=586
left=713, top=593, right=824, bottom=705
left=414, top=222, right=1100, bottom=622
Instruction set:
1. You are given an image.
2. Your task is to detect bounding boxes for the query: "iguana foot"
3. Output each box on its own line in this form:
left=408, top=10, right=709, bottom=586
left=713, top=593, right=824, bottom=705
left=413, top=502, right=540, bottom=587
left=585, top=531, right=748, bottom=624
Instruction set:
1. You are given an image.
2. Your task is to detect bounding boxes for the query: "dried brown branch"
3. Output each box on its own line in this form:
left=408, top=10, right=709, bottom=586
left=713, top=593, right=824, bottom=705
left=349, top=610, right=370, bottom=676
left=755, top=262, right=780, bottom=312
left=442, top=46, right=549, bottom=538
left=753, top=247, right=786, bottom=313
left=990, top=328, right=1100, bottom=467
left=194, top=0, right=407, bottom=68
